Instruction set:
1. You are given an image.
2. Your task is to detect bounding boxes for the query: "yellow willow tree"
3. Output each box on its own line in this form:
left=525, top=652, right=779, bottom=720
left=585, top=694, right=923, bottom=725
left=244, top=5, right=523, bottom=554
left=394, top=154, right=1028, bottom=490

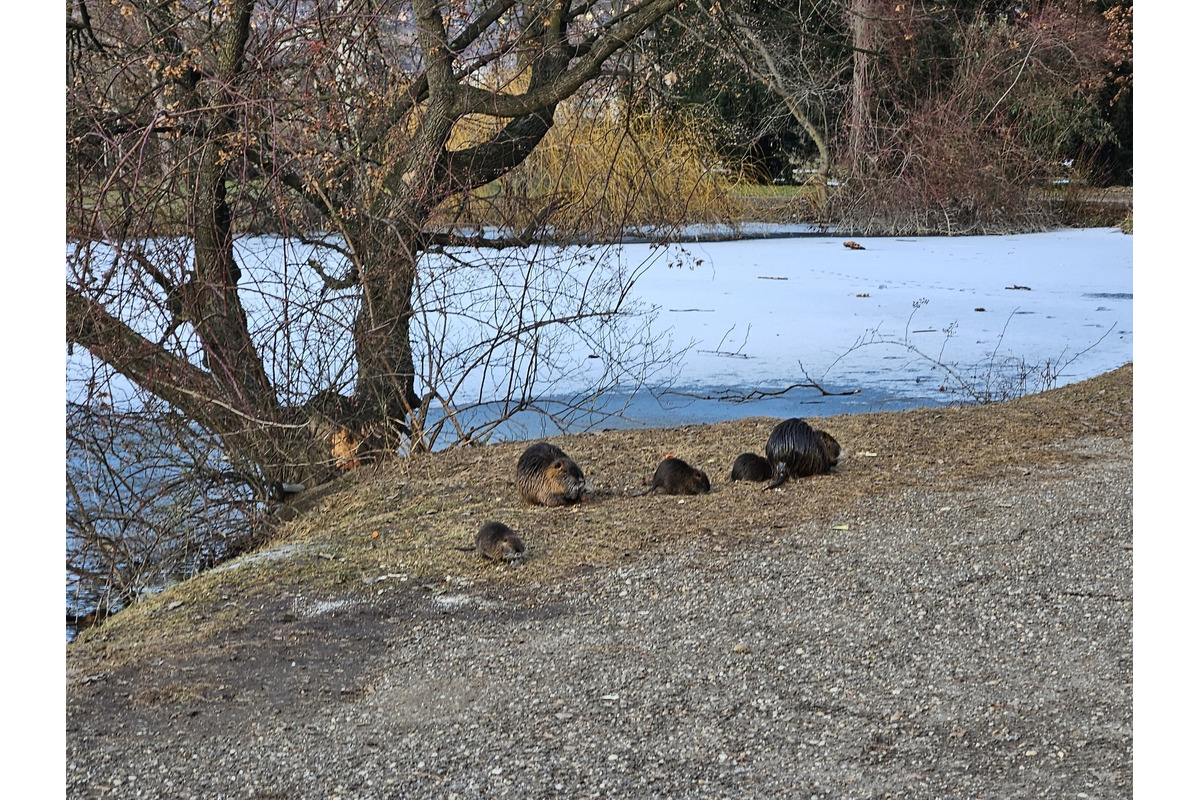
left=66, top=0, right=691, bottom=495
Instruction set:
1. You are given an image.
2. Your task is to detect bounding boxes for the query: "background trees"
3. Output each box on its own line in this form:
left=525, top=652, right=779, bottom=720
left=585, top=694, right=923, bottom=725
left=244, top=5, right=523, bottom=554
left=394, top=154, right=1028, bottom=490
left=648, top=0, right=1130, bottom=219
left=827, top=0, right=1131, bottom=233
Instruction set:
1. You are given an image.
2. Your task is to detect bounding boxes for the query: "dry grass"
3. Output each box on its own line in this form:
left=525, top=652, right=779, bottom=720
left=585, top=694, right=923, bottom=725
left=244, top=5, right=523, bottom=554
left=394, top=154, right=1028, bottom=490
left=452, top=104, right=741, bottom=233
left=69, top=364, right=1132, bottom=669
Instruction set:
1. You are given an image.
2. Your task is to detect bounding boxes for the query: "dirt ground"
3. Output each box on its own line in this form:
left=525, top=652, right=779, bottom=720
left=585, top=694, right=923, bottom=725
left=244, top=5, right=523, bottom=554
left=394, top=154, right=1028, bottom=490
left=66, top=364, right=1132, bottom=799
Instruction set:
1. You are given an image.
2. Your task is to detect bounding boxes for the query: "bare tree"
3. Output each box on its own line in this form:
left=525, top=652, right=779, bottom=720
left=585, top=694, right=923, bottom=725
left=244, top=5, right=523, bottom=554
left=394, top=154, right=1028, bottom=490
left=845, top=0, right=878, bottom=179
left=829, top=1, right=1121, bottom=233
left=645, top=1, right=855, bottom=185
left=700, top=0, right=852, bottom=181
left=67, top=0, right=689, bottom=497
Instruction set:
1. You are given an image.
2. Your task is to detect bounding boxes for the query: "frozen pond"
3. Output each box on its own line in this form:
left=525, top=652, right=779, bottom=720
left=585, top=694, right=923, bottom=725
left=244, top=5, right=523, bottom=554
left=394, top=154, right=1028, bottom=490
left=67, top=226, right=1133, bottom=437
left=455, top=227, right=1133, bottom=439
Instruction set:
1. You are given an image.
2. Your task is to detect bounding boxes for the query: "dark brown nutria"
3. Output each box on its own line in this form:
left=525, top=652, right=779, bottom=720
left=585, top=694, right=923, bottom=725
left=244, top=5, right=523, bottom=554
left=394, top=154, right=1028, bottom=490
left=515, top=442, right=588, bottom=506
left=636, top=457, right=711, bottom=496
left=474, top=521, right=526, bottom=561
left=730, top=452, right=773, bottom=482
left=763, top=418, right=840, bottom=489
left=817, top=430, right=842, bottom=466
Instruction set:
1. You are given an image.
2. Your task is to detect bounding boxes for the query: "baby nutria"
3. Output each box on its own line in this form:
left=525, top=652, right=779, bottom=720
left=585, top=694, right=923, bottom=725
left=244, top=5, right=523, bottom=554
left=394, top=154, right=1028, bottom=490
left=474, top=521, right=526, bottom=561
left=763, top=418, right=841, bottom=489
left=515, top=442, right=588, bottom=506
left=637, top=457, right=711, bottom=496
left=730, top=452, right=773, bottom=482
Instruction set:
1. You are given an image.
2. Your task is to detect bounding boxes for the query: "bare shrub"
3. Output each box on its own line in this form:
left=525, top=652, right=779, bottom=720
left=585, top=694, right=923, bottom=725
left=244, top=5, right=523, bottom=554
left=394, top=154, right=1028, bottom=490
left=817, top=299, right=1118, bottom=405
left=66, top=398, right=262, bottom=636
left=830, top=103, right=1058, bottom=235
left=385, top=241, right=691, bottom=451
left=830, top=2, right=1118, bottom=234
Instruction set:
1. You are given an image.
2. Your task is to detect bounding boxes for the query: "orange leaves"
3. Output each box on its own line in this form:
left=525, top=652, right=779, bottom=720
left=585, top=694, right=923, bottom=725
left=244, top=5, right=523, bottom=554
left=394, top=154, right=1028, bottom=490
left=331, top=428, right=363, bottom=471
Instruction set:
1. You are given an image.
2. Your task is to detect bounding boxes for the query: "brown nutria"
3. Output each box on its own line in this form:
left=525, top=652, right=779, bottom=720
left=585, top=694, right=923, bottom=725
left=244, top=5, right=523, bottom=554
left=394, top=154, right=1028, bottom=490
left=730, top=452, right=773, bottom=482
left=515, top=442, right=588, bottom=506
left=763, top=418, right=841, bottom=490
left=817, top=430, right=842, bottom=466
left=474, top=521, right=526, bottom=561
left=636, top=457, right=711, bottom=496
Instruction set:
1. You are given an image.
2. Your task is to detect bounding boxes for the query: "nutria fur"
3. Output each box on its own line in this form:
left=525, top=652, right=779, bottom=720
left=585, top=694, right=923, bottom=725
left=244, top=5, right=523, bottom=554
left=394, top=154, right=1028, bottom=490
left=637, top=457, right=711, bottom=496
left=817, top=430, right=842, bottom=466
left=515, top=442, right=588, bottom=506
left=730, top=452, right=773, bottom=482
left=763, top=418, right=841, bottom=489
left=474, top=521, right=526, bottom=561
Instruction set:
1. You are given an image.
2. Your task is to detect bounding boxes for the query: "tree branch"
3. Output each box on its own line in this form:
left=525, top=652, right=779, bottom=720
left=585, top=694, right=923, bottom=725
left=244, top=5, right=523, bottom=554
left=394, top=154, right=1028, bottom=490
left=67, top=285, right=227, bottom=428
left=458, top=0, right=678, bottom=118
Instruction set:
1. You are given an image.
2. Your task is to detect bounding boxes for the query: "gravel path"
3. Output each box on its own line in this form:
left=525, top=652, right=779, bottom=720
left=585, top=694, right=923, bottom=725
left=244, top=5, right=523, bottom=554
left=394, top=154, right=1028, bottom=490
left=67, top=433, right=1131, bottom=799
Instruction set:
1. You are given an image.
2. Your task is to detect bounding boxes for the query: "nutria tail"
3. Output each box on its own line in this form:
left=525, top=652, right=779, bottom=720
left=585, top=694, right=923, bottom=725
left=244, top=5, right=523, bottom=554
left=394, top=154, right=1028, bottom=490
left=516, top=442, right=588, bottom=506
left=730, top=452, right=773, bottom=482
left=475, top=521, right=526, bottom=561
left=638, top=457, right=711, bottom=496
left=763, top=418, right=838, bottom=489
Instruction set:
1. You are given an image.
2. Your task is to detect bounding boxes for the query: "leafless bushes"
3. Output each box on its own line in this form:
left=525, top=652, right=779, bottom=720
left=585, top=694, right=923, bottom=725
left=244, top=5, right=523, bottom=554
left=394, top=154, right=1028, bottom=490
left=66, top=400, right=262, bottom=634
left=819, top=298, right=1118, bottom=405
left=373, top=240, right=688, bottom=450
left=830, top=2, right=1120, bottom=234
left=830, top=106, right=1059, bottom=235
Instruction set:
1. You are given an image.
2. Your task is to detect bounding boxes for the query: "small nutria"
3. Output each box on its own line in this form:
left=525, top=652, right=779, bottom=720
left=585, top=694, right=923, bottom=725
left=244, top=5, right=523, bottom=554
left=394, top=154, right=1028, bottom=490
left=474, top=521, right=526, bottom=562
left=730, top=452, right=773, bottom=482
left=763, top=418, right=841, bottom=490
left=636, top=457, right=711, bottom=496
left=515, top=442, right=588, bottom=506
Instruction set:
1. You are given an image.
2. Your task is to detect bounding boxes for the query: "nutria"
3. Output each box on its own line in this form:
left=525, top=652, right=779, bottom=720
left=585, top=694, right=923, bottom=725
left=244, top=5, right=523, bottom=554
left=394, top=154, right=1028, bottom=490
left=515, top=442, right=588, bottom=506
left=817, top=430, right=842, bottom=466
left=473, top=521, right=526, bottom=561
left=763, top=418, right=841, bottom=490
left=730, top=452, right=773, bottom=482
left=636, top=457, right=711, bottom=496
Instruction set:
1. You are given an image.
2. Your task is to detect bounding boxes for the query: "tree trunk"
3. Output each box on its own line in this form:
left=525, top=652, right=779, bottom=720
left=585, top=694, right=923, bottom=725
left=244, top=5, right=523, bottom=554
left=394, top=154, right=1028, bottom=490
left=349, top=218, right=424, bottom=447
left=848, top=0, right=876, bottom=178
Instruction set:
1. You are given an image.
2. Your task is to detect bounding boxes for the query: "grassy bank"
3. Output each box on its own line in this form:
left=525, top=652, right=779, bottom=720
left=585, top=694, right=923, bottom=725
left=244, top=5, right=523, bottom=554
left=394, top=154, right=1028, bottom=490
left=67, top=364, right=1132, bottom=672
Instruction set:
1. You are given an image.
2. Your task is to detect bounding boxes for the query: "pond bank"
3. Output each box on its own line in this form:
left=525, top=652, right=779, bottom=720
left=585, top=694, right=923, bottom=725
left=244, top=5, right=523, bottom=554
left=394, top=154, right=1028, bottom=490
left=67, top=364, right=1132, bottom=798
